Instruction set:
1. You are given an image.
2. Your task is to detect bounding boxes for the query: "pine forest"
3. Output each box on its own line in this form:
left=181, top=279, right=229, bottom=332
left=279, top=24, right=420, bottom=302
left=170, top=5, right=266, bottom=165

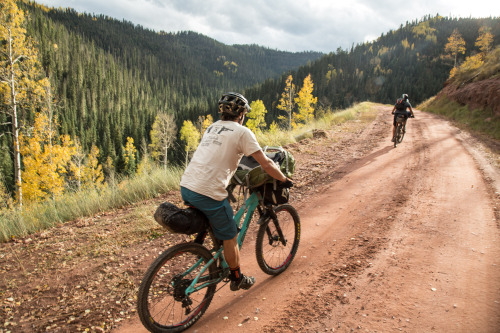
left=1, top=0, right=499, bottom=209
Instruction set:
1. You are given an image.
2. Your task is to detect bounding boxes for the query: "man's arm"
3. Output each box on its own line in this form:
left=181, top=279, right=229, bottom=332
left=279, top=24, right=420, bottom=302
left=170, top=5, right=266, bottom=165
left=407, top=103, right=414, bottom=117
left=391, top=105, right=396, bottom=114
left=251, top=150, right=288, bottom=182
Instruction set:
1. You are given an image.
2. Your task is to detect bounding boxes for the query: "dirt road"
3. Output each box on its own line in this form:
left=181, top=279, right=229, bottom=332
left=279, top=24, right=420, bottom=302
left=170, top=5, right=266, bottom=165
left=2, top=105, right=499, bottom=332
left=116, top=107, right=500, bottom=333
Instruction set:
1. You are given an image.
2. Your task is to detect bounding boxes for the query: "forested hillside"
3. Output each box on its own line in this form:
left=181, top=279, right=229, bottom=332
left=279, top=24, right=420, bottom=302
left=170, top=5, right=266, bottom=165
left=1, top=0, right=499, bottom=208
left=0, top=0, right=322, bottom=196
left=245, top=15, right=500, bottom=124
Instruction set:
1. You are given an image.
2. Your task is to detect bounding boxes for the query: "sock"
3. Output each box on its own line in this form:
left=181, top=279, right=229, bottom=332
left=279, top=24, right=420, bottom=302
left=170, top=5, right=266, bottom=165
left=229, top=266, right=242, bottom=281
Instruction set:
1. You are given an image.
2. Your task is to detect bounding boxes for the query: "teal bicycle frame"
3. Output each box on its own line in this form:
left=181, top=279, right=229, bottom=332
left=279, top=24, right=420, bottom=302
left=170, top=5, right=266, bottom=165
left=184, top=192, right=260, bottom=295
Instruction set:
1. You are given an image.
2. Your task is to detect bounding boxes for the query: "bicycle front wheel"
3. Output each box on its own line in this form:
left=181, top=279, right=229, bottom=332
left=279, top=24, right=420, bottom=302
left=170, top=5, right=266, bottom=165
left=137, top=243, right=217, bottom=332
left=256, top=204, right=301, bottom=275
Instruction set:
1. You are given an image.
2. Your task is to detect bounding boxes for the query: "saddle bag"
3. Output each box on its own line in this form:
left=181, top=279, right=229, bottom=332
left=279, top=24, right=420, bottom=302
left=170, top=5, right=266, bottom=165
left=154, top=202, right=208, bottom=235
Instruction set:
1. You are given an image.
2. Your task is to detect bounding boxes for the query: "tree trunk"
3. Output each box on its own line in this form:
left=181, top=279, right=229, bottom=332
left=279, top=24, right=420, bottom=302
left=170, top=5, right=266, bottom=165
left=8, top=29, right=22, bottom=207
left=164, top=146, right=168, bottom=172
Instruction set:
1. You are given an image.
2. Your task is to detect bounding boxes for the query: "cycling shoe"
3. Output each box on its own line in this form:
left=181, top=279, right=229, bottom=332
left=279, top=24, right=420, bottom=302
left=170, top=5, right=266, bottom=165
left=230, top=274, right=255, bottom=291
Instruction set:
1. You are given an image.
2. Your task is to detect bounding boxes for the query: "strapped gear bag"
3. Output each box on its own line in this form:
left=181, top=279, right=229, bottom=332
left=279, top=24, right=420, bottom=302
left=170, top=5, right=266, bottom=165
left=231, top=146, right=295, bottom=205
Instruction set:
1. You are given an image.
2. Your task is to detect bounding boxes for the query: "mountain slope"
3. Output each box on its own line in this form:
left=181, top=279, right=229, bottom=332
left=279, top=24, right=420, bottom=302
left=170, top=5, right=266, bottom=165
left=245, top=15, right=500, bottom=123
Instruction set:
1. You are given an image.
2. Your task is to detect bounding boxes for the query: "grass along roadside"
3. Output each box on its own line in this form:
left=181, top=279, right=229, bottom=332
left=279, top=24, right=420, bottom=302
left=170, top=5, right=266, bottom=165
left=418, top=96, right=500, bottom=141
left=0, top=167, right=184, bottom=243
left=0, top=102, right=375, bottom=243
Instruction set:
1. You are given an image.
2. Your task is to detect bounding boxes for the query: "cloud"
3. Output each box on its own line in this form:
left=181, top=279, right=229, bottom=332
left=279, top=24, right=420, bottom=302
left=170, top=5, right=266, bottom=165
left=35, top=0, right=500, bottom=53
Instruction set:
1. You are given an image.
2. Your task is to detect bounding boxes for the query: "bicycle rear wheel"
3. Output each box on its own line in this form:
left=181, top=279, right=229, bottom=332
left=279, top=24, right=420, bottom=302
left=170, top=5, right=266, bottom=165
left=255, top=204, right=301, bottom=275
left=137, top=243, right=217, bottom=332
left=394, top=123, right=403, bottom=147
left=397, top=123, right=405, bottom=143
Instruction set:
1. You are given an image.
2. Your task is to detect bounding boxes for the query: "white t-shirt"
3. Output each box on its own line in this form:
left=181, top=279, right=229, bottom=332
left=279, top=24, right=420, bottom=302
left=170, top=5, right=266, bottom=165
left=180, top=120, right=262, bottom=201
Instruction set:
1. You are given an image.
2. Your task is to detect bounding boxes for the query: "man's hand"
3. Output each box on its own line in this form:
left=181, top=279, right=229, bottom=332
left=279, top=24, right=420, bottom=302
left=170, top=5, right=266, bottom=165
left=280, top=179, right=294, bottom=188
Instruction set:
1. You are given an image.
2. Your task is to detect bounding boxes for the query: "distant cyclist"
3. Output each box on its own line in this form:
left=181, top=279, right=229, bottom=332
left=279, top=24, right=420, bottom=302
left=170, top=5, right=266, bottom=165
left=391, top=94, right=415, bottom=142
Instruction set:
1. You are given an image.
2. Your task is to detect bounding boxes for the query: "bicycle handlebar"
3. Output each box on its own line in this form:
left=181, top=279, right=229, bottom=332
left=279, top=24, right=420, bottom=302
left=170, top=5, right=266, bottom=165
left=280, top=179, right=294, bottom=188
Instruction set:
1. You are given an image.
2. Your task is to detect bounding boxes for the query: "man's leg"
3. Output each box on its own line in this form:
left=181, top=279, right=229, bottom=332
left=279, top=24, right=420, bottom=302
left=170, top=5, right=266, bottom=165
left=223, top=236, right=240, bottom=268
left=224, top=236, right=255, bottom=291
left=181, top=187, right=254, bottom=291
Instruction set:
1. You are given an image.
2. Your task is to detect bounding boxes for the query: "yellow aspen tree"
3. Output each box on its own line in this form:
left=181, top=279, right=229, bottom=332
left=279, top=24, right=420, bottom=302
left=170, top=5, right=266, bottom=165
left=475, top=26, right=493, bottom=58
left=124, top=137, right=137, bottom=176
left=103, top=156, right=115, bottom=184
left=412, top=21, right=436, bottom=43
left=20, top=112, right=75, bottom=202
left=201, top=114, right=213, bottom=134
left=0, top=0, right=49, bottom=206
left=445, top=28, right=466, bottom=68
left=180, top=120, right=200, bottom=165
left=195, top=114, right=214, bottom=135
left=68, top=139, right=86, bottom=191
left=277, top=75, right=296, bottom=131
left=149, top=112, right=177, bottom=171
left=294, top=74, right=317, bottom=127
left=246, top=100, right=267, bottom=133
left=137, top=149, right=154, bottom=176
left=325, top=65, right=337, bottom=84
left=269, top=121, right=279, bottom=134
left=83, top=145, right=104, bottom=188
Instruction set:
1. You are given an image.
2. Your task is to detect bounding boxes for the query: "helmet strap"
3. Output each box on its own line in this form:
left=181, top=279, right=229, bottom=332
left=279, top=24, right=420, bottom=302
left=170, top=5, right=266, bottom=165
left=238, top=112, right=245, bottom=125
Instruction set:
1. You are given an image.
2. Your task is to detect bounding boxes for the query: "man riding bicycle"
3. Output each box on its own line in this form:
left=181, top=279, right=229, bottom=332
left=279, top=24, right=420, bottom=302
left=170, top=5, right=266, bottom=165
left=180, top=92, right=293, bottom=292
left=391, top=93, right=414, bottom=142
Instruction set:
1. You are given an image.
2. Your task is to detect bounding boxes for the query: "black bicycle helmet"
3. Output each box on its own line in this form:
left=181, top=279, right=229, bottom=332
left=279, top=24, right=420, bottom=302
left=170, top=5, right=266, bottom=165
left=218, top=92, right=251, bottom=117
left=402, top=94, right=409, bottom=101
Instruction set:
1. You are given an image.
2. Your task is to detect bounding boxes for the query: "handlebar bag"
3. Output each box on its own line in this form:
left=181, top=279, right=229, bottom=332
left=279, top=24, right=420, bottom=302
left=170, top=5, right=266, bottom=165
left=232, top=146, right=295, bottom=188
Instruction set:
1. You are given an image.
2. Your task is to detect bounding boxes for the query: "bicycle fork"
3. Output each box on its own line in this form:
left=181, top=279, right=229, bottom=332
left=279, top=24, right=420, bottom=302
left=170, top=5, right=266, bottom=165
left=259, top=208, right=287, bottom=247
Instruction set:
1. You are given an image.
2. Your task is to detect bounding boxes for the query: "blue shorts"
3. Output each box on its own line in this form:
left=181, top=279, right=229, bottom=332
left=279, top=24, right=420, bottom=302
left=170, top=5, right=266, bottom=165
left=180, top=187, right=237, bottom=240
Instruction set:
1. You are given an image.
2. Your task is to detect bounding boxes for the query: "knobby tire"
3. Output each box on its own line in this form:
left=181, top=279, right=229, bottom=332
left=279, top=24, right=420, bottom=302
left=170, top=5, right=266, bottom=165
left=255, top=204, right=301, bottom=275
left=397, top=123, right=405, bottom=143
left=137, top=243, right=217, bottom=332
left=394, top=122, right=403, bottom=147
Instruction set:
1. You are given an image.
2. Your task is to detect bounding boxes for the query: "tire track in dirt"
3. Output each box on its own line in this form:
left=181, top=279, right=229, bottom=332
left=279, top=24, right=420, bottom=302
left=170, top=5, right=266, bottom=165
left=173, top=108, right=500, bottom=333
left=261, top=110, right=500, bottom=333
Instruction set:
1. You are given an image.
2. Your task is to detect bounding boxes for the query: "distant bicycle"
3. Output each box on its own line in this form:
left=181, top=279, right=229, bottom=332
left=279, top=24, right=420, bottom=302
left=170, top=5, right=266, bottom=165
left=392, top=114, right=414, bottom=147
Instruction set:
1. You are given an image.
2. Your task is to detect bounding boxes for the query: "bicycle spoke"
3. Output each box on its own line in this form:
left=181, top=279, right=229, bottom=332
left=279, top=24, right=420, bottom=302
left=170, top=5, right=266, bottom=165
left=137, top=243, right=217, bottom=331
left=256, top=205, right=301, bottom=275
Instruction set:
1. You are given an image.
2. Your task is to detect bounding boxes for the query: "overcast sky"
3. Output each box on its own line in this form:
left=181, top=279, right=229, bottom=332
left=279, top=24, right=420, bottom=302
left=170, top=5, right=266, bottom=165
left=34, top=0, right=499, bottom=53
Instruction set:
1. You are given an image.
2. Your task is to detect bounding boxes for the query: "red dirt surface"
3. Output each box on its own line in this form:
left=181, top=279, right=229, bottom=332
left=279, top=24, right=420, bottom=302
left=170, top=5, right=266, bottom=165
left=439, top=77, right=500, bottom=116
left=2, top=104, right=499, bottom=333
